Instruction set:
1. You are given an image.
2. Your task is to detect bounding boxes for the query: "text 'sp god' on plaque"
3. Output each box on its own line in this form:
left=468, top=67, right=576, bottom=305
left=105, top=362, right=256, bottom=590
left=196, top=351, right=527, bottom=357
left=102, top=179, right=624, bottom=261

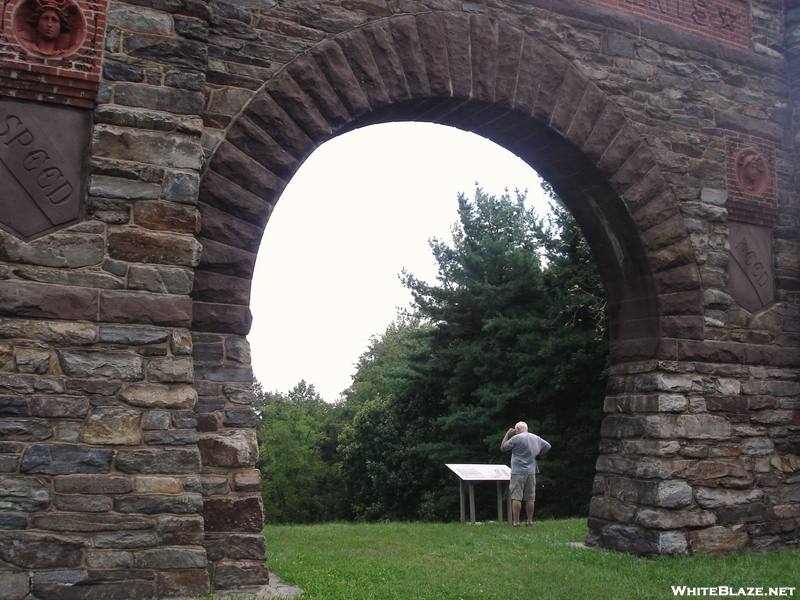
left=728, top=221, right=775, bottom=314
left=0, top=98, right=89, bottom=241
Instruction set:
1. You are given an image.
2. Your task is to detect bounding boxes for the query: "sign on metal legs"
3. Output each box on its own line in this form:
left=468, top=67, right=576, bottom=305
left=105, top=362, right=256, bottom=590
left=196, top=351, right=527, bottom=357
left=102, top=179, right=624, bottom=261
left=446, top=464, right=512, bottom=525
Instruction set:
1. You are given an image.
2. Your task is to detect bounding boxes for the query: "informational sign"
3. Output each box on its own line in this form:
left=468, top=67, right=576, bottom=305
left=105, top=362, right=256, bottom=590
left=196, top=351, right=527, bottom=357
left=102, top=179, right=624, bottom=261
left=446, top=464, right=512, bottom=525
left=446, top=464, right=511, bottom=481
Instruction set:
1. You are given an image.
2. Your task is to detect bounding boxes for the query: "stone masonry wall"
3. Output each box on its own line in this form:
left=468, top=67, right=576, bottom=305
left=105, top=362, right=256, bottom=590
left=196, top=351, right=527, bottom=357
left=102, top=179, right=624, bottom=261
left=0, top=0, right=798, bottom=597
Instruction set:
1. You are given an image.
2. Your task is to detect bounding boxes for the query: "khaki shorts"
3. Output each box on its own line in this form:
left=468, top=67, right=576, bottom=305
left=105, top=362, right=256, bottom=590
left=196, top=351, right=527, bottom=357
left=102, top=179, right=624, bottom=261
left=509, top=474, right=536, bottom=502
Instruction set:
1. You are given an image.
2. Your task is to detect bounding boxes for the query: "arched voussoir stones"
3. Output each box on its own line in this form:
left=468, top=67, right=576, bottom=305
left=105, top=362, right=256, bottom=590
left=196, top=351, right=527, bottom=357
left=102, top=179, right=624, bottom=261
left=190, top=19, right=718, bottom=562
left=195, top=12, right=700, bottom=357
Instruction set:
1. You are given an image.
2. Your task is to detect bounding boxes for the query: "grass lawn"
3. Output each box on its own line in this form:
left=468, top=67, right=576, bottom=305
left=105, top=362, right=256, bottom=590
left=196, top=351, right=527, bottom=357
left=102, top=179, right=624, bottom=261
left=263, top=520, right=799, bottom=600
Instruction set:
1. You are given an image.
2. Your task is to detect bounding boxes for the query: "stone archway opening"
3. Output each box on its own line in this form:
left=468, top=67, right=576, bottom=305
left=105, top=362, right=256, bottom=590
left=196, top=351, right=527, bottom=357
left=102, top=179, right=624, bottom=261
left=248, top=121, right=551, bottom=402
left=192, top=13, right=707, bottom=569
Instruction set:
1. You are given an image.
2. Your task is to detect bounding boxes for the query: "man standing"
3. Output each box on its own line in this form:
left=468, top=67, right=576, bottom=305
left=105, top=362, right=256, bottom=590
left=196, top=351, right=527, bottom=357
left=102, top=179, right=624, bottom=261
left=501, top=421, right=550, bottom=527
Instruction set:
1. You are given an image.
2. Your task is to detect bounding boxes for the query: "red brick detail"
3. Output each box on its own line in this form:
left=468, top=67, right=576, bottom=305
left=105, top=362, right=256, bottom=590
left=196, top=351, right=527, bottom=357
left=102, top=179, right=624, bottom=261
left=0, top=0, right=107, bottom=107
left=589, top=0, right=752, bottom=49
left=725, top=134, right=777, bottom=227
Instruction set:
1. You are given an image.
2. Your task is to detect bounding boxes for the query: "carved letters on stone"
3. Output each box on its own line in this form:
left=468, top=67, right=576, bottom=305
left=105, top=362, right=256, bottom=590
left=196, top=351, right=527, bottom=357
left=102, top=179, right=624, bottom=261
left=616, top=0, right=752, bottom=48
left=0, top=98, right=87, bottom=241
left=728, top=221, right=774, bottom=314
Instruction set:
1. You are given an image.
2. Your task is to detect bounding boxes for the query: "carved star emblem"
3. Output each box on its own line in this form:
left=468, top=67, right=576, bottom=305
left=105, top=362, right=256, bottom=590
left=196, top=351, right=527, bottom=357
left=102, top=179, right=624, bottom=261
left=719, top=7, right=737, bottom=31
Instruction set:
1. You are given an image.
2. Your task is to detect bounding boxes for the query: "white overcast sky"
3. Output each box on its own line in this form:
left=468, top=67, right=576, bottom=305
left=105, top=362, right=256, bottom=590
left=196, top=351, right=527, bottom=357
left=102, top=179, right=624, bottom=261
left=248, top=122, right=551, bottom=402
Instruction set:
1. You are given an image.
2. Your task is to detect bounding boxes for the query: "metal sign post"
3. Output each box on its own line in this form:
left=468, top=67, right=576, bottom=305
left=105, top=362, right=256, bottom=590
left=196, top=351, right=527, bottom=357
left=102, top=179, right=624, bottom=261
left=446, top=464, right=512, bottom=525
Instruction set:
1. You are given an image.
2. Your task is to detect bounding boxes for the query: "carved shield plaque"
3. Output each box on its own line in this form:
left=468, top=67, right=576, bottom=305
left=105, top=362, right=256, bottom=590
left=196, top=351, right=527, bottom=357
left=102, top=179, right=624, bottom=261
left=728, top=221, right=774, bottom=313
left=0, top=98, right=88, bottom=241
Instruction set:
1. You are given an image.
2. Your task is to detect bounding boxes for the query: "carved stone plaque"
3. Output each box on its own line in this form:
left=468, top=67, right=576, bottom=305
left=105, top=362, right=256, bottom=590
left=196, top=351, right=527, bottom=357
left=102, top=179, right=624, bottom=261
left=728, top=221, right=774, bottom=313
left=0, top=98, right=88, bottom=241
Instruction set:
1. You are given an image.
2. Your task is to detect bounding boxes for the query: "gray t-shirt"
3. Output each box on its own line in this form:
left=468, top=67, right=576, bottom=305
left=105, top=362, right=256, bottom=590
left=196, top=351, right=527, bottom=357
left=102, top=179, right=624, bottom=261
left=503, top=432, right=551, bottom=475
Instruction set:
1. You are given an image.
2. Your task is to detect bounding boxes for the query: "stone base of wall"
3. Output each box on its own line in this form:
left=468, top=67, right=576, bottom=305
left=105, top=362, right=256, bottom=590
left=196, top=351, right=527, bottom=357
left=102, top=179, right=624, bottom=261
left=587, top=358, right=800, bottom=555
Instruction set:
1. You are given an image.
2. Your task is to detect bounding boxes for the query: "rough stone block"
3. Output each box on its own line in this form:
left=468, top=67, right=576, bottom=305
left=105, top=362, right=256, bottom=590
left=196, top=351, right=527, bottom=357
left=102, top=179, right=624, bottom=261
left=227, top=534, right=266, bottom=560
left=146, top=357, right=194, bottom=383
left=224, top=408, right=258, bottom=428
left=99, top=291, right=193, bottom=327
left=716, top=503, right=771, bottom=525
left=115, top=448, right=202, bottom=474
left=197, top=238, right=257, bottom=280
left=114, top=494, right=203, bottom=515
left=644, top=414, right=733, bottom=440
left=0, top=419, right=53, bottom=441
left=21, top=444, right=114, bottom=475
left=143, top=431, right=199, bottom=445
left=92, top=533, right=159, bottom=549
left=134, top=476, right=183, bottom=495
left=182, top=475, right=228, bottom=496
left=213, top=560, right=270, bottom=588
left=608, top=477, right=692, bottom=509
left=636, top=507, right=715, bottom=530
left=133, top=547, right=207, bottom=569
left=53, top=495, right=111, bottom=513
left=120, top=383, right=197, bottom=409
left=142, top=411, right=170, bottom=430
left=634, top=457, right=687, bottom=479
left=86, top=550, right=132, bottom=569
left=684, top=459, right=749, bottom=481
left=0, top=233, right=105, bottom=269
left=162, top=171, right=200, bottom=204
left=54, top=475, right=132, bottom=495
left=90, top=176, right=161, bottom=200
left=30, top=513, right=152, bottom=533
left=0, top=571, right=29, bottom=600
left=620, top=440, right=681, bottom=456
left=689, top=525, right=749, bottom=554
left=128, top=265, right=194, bottom=295
left=600, top=523, right=688, bottom=556
left=600, top=415, right=645, bottom=439
left=588, top=496, right=636, bottom=523
left=198, top=430, right=258, bottom=467
left=740, top=438, right=775, bottom=455
left=156, top=569, right=211, bottom=597
left=83, top=408, right=142, bottom=445
left=171, top=411, right=197, bottom=429
left=31, top=581, right=156, bottom=599
left=233, top=469, right=261, bottom=492
left=0, top=532, right=84, bottom=569
left=0, top=281, right=98, bottom=321
left=156, top=516, right=204, bottom=545
left=29, top=397, right=89, bottom=419
left=223, top=384, right=255, bottom=405
left=204, top=496, right=263, bottom=532
left=0, top=476, right=50, bottom=511
left=777, top=484, right=800, bottom=503
left=57, top=350, right=144, bottom=381
left=0, top=396, right=28, bottom=417
left=695, top=487, right=764, bottom=509
left=93, top=126, right=203, bottom=170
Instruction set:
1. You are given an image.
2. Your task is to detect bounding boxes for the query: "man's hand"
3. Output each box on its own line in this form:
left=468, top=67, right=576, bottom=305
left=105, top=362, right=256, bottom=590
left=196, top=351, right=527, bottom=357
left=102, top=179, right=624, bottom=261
left=501, top=427, right=516, bottom=452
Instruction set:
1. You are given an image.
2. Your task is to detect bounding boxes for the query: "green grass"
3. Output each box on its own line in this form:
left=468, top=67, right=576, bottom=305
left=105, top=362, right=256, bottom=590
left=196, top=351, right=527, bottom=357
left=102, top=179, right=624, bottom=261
left=263, top=520, right=800, bottom=600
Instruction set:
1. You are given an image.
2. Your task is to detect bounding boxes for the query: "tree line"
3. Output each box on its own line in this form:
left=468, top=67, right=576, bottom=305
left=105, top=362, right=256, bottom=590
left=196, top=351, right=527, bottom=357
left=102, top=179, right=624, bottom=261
left=254, top=186, right=609, bottom=523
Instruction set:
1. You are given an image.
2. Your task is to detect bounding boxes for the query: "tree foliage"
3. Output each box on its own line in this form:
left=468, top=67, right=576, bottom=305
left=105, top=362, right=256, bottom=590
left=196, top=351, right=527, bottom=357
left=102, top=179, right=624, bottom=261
left=255, top=381, right=347, bottom=523
left=338, top=187, right=608, bottom=520
left=255, top=185, right=609, bottom=523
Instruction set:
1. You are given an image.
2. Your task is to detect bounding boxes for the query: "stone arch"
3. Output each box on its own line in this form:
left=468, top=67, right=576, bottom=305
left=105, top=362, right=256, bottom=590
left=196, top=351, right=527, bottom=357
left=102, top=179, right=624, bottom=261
left=191, top=11, right=709, bottom=561
left=193, top=12, right=702, bottom=364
